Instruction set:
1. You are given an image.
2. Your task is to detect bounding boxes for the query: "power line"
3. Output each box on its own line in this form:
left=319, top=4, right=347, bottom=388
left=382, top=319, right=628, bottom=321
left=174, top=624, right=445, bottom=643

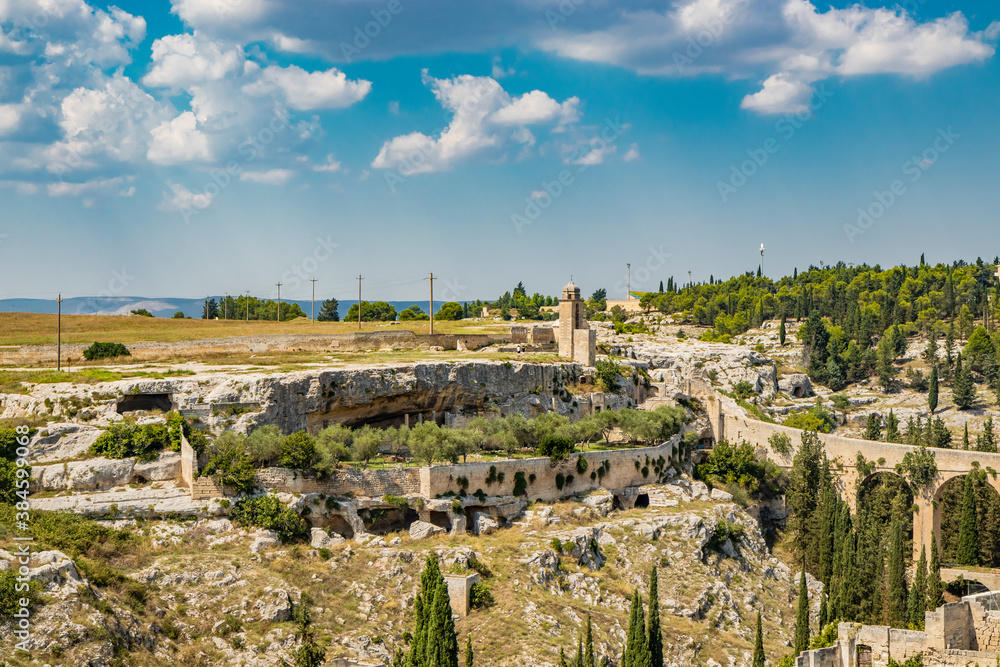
left=425, top=273, right=437, bottom=334
left=276, top=282, right=282, bottom=322
left=357, top=274, right=364, bottom=330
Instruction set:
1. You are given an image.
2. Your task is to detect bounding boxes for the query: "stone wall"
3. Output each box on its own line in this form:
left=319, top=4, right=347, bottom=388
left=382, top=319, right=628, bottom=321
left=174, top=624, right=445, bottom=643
left=191, top=466, right=422, bottom=500
left=420, top=439, right=679, bottom=502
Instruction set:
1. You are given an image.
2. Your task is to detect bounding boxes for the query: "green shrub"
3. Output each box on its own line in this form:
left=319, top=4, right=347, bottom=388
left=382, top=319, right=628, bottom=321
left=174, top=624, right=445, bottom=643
left=485, top=466, right=498, bottom=486
left=469, top=582, right=495, bottom=609
left=768, top=432, right=793, bottom=456
left=732, top=380, right=756, bottom=399
left=89, top=419, right=170, bottom=462
left=0, top=567, right=42, bottom=621
left=551, top=537, right=563, bottom=553
left=538, top=435, right=574, bottom=463
left=279, top=431, right=318, bottom=470
left=451, top=499, right=464, bottom=515
left=575, top=455, right=588, bottom=474
left=383, top=494, right=409, bottom=512
left=512, top=471, right=528, bottom=497
left=83, top=342, right=130, bottom=360
left=201, top=438, right=257, bottom=494
left=166, top=411, right=185, bottom=452
left=555, top=473, right=566, bottom=490
left=229, top=494, right=307, bottom=543
left=783, top=406, right=835, bottom=433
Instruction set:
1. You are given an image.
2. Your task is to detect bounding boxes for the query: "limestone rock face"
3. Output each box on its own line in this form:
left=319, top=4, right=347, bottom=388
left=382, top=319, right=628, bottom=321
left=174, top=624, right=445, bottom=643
left=471, top=512, right=499, bottom=536
left=255, top=589, right=292, bottom=622
left=409, top=521, right=446, bottom=540
left=134, top=452, right=182, bottom=482
left=29, top=423, right=102, bottom=463
left=32, top=452, right=180, bottom=491
left=778, top=374, right=813, bottom=398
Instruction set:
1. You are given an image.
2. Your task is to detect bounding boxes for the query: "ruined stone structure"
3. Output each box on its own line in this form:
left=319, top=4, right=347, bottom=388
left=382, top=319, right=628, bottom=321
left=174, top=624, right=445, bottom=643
left=796, top=592, right=1000, bottom=667
left=558, top=281, right=596, bottom=366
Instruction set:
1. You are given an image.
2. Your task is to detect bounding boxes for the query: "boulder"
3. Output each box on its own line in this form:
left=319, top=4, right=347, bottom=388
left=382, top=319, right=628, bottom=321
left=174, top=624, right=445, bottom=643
left=471, top=512, right=499, bottom=536
left=409, top=521, right=446, bottom=540
left=250, top=529, right=280, bottom=553
left=257, top=589, right=292, bottom=622
left=689, top=481, right=710, bottom=500
left=450, top=514, right=467, bottom=535
left=66, top=458, right=136, bottom=491
left=521, top=549, right=561, bottom=585
left=311, top=527, right=346, bottom=550
left=778, top=374, right=812, bottom=398
left=29, top=424, right=102, bottom=463
left=710, top=488, right=734, bottom=502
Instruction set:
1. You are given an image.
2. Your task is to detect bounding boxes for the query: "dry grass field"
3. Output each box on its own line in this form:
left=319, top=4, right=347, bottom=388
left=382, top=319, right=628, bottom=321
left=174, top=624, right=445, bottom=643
left=0, top=312, right=512, bottom=346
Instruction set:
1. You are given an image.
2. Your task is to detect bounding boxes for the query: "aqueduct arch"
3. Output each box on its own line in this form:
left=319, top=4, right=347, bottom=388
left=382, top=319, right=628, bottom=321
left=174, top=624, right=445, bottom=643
left=697, top=383, right=1000, bottom=564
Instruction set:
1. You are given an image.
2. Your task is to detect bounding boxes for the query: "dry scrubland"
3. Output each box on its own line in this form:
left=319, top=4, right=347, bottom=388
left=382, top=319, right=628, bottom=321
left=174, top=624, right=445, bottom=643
left=0, top=313, right=510, bottom=347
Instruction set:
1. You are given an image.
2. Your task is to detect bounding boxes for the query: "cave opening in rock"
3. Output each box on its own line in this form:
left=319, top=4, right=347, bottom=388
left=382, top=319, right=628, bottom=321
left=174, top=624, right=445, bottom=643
left=792, top=387, right=804, bottom=398
left=612, top=495, right=627, bottom=511
left=362, top=507, right=419, bottom=534
left=116, top=393, right=172, bottom=414
left=634, top=493, right=650, bottom=508
left=428, top=511, right=451, bottom=531
left=325, top=514, right=356, bottom=539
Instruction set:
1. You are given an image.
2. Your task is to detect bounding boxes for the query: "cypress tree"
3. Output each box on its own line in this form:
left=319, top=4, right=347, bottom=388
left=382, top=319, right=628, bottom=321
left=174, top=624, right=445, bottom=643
left=906, top=546, right=927, bottom=629
left=887, top=517, right=908, bottom=628
left=411, top=556, right=445, bottom=667
left=584, top=615, right=595, bottom=667
left=928, top=365, right=939, bottom=414
left=779, top=315, right=787, bottom=346
left=927, top=534, right=944, bottom=610
left=465, top=637, right=473, bottom=667
left=885, top=410, right=901, bottom=443
left=818, top=591, right=828, bottom=629
left=559, top=649, right=568, bottom=667
left=648, top=568, right=663, bottom=667
left=409, top=592, right=427, bottom=667
left=963, top=423, right=971, bottom=450
left=979, top=416, right=997, bottom=453
left=794, top=571, right=810, bottom=654
left=575, top=635, right=583, bottom=667
left=624, top=590, right=650, bottom=667
left=953, top=354, right=977, bottom=409
left=864, top=413, right=882, bottom=442
left=752, top=611, right=766, bottom=667
left=957, top=474, right=980, bottom=566
left=426, top=579, right=459, bottom=667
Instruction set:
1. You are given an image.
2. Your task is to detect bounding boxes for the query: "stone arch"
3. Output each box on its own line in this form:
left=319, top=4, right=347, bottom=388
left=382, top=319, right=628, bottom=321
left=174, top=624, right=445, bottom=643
left=858, top=470, right=915, bottom=559
left=933, top=470, right=1000, bottom=568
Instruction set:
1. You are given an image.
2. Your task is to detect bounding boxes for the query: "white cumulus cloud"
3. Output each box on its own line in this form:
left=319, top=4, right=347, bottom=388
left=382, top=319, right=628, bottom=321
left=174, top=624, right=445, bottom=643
left=239, top=168, right=294, bottom=185
left=147, top=111, right=212, bottom=164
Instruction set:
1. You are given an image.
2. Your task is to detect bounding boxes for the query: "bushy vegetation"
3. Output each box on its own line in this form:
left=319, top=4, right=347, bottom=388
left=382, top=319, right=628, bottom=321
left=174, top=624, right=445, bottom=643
left=345, top=301, right=398, bottom=322
left=783, top=403, right=835, bottom=433
left=82, top=341, right=130, bottom=360
left=0, top=567, right=42, bottom=622
left=89, top=419, right=170, bottom=462
left=229, top=493, right=307, bottom=542
left=696, top=438, right=782, bottom=497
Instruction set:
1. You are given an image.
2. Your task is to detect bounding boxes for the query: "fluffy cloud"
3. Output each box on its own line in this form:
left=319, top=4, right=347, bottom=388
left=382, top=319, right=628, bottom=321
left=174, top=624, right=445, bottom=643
left=538, top=0, right=997, bottom=114
left=143, top=33, right=244, bottom=88
left=372, top=72, right=580, bottom=174
left=239, top=168, right=293, bottom=185
left=242, top=64, right=371, bottom=110
left=160, top=181, right=214, bottom=211
left=623, top=143, right=640, bottom=162
left=147, top=112, right=212, bottom=164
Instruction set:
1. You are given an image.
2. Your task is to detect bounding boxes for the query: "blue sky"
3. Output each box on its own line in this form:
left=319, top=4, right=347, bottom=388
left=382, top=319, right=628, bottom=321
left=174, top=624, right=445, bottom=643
left=0, top=0, right=997, bottom=304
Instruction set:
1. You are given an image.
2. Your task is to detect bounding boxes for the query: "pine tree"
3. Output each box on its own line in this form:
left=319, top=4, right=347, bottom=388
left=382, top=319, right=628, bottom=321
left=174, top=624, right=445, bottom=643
left=887, top=517, right=908, bottom=628
left=957, top=474, right=980, bottom=566
left=465, top=637, right=474, bottom=667
left=794, top=570, right=810, bottom=654
left=877, top=340, right=896, bottom=392
left=624, top=590, right=650, bottom=667
left=753, top=611, right=766, bottom=667
left=317, top=297, right=340, bottom=321
left=928, top=365, right=939, bottom=414
left=584, top=615, right=595, bottom=667
left=906, top=546, right=927, bottom=629
left=885, top=410, right=901, bottom=443
left=953, top=353, right=977, bottom=410
left=924, top=332, right=938, bottom=364
left=779, top=315, right=787, bottom=346
left=927, top=534, right=944, bottom=610
left=648, top=568, right=663, bottom=667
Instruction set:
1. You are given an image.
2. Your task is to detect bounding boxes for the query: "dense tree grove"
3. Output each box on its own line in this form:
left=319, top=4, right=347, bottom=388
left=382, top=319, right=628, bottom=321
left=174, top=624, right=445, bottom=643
left=212, top=294, right=307, bottom=320
left=636, top=259, right=1000, bottom=396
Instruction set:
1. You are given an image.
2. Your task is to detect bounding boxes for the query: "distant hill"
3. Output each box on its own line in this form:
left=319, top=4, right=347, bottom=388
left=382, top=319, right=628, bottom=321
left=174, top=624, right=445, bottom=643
left=0, top=297, right=460, bottom=320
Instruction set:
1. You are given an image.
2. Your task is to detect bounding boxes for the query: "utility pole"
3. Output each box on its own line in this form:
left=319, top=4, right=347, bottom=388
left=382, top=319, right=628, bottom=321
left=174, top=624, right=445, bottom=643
left=357, top=274, right=364, bottom=330
left=276, top=282, right=282, bottom=322
left=626, top=263, right=631, bottom=300
left=57, top=293, right=62, bottom=371
left=224, top=292, right=228, bottom=320
left=759, top=243, right=766, bottom=278
left=425, top=273, right=437, bottom=334
left=245, top=290, right=250, bottom=321
left=310, top=278, right=318, bottom=321
left=688, top=270, right=692, bottom=288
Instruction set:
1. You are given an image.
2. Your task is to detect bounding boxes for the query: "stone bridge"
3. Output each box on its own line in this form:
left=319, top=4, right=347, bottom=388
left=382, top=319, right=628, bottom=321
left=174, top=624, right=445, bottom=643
left=690, top=380, right=1000, bottom=565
